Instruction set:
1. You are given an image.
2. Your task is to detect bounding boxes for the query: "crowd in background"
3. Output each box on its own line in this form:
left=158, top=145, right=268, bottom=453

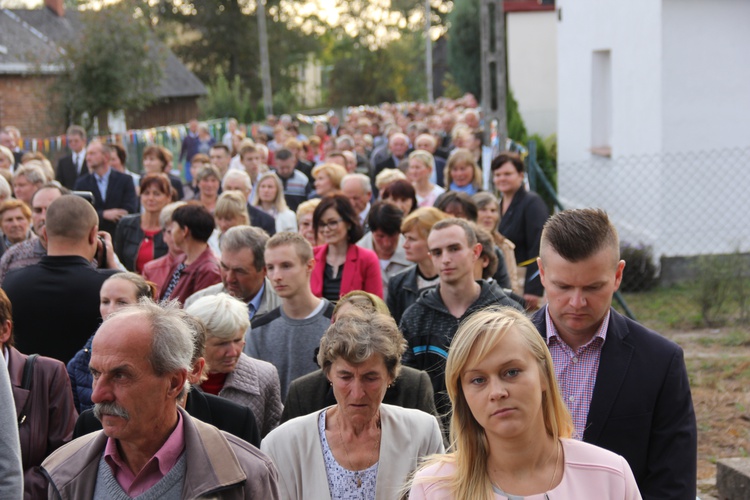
left=0, top=94, right=696, bottom=499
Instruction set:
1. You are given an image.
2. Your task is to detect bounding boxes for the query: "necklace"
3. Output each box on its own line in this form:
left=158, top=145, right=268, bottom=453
left=337, top=411, right=381, bottom=489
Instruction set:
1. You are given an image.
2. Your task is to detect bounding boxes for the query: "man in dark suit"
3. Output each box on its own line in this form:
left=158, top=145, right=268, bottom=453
left=534, top=208, right=697, bottom=499
left=247, top=204, right=276, bottom=236
left=74, top=141, right=137, bottom=235
left=55, top=125, right=88, bottom=190
left=372, top=132, right=410, bottom=187
left=2, top=195, right=120, bottom=363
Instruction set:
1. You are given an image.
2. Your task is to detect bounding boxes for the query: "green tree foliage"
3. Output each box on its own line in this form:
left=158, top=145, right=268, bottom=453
left=58, top=4, right=164, bottom=131
left=199, top=69, right=254, bottom=122
left=322, top=30, right=428, bottom=107
left=446, top=0, right=480, bottom=98
left=159, top=0, right=312, bottom=110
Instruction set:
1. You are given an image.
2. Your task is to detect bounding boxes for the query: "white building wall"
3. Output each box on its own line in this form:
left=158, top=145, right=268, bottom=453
left=556, top=0, right=665, bottom=256
left=557, top=0, right=750, bottom=257
left=660, top=0, right=750, bottom=255
left=557, top=0, right=663, bottom=162
left=506, top=11, right=557, bottom=138
left=661, top=0, right=750, bottom=153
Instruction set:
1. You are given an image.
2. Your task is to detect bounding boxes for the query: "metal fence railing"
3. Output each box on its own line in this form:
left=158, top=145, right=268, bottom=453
left=527, top=145, right=750, bottom=310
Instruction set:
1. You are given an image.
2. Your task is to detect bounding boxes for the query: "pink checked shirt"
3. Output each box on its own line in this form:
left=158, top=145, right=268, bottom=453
left=545, top=306, right=610, bottom=440
left=103, top=411, right=185, bottom=497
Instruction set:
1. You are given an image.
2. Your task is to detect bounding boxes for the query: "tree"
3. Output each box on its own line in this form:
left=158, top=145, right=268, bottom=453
left=58, top=4, right=165, bottom=132
left=158, top=0, right=313, bottom=110
left=446, top=0, right=481, bottom=98
left=200, top=69, right=254, bottom=122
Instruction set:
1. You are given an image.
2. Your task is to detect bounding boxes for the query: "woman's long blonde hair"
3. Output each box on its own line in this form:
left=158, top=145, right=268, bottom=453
left=411, top=307, right=573, bottom=499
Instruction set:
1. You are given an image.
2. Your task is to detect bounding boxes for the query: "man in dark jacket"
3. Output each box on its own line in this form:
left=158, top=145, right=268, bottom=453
left=74, top=141, right=137, bottom=236
left=399, top=218, right=522, bottom=424
left=534, top=208, right=696, bottom=499
left=3, top=195, right=120, bottom=363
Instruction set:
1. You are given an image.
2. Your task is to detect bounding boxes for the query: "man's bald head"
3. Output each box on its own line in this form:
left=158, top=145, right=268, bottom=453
left=45, top=195, right=98, bottom=241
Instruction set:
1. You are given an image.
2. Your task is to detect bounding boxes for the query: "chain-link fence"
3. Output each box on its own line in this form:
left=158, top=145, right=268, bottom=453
left=528, top=145, right=750, bottom=294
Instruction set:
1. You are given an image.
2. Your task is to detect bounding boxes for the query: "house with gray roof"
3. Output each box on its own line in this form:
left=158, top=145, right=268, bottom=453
left=0, top=0, right=206, bottom=138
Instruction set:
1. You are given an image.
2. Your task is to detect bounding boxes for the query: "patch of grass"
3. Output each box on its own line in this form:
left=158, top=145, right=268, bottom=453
left=614, top=284, right=703, bottom=331
left=614, top=282, right=750, bottom=332
left=695, top=330, right=750, bottom=347
left=686, top=357, right=750, bottom=389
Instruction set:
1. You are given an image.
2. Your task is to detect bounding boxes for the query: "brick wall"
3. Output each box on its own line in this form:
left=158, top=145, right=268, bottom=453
left=0, top=74, right=66, bottom=138
left=1, top=74, right=202, bottom=137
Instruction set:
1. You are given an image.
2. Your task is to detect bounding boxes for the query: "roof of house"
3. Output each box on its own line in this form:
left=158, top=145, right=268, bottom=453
left=0, top=6, right=206, bottom=98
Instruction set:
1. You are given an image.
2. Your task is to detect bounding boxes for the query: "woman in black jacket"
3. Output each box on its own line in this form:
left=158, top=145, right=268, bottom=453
left=493, top=152, right=549, bottom=310
left=114, top=173, right=171, bottom=272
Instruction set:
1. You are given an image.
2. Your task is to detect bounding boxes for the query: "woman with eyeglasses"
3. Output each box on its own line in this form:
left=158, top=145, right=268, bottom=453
left=310, top=194, right=383, bottom=301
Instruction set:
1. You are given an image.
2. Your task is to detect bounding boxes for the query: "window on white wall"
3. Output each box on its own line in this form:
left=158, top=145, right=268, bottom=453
left=591, top=50, right=612, bottom=157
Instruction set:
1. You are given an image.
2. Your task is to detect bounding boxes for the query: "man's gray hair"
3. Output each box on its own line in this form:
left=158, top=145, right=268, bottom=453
left=222, top=169, right=252, bottom=192
left=335, top=135, right=355, bottom=150
left=341, top=173, right=372, bottom=194
left=107, top=299, right=194, bottom=397
left=220, top=225, right=269, bottom=271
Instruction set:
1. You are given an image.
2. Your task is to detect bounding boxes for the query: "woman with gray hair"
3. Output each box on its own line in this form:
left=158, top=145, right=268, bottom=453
left=262, top=309, right=444, bottom=499
left=12, top=164, right=46, bottom=206
left=186, top=293, right=282, bottom=437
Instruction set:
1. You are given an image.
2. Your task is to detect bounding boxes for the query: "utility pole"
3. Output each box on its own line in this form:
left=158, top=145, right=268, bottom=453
left=257, top=0, right=273, bottom=117
left=480, top=0, right=507, bottom=149
left=425, top=0, right=433, bottom=102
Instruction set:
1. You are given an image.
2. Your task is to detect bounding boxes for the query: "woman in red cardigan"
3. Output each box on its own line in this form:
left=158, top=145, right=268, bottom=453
left=310, top=194, right=383, bottom=300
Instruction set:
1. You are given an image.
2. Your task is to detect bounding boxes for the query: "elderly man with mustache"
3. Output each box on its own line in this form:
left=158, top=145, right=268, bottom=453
left=41, top=300, right=279, bottom=499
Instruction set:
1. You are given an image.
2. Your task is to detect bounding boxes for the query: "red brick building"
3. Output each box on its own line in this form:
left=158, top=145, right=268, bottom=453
left=0, top=0, right=206, bottom=139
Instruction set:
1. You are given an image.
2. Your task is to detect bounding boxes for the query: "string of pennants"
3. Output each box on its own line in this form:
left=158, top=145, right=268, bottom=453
left=16, top=119, right=230, bottom=158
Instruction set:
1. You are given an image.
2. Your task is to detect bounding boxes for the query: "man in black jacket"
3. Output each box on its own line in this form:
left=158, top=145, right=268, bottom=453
left=55, top=125, right=88, bottom=190
left=2, top=195, right=120, bottom=363
left=74, top=141, right=137, bottom=236
left=534, top=208, right=696, bottom=499
left=399, top=218, right=522, bottom=424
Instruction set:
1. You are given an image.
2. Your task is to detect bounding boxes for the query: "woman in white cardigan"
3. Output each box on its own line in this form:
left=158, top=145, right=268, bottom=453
left=261, top=309, right=444, bottom=500
left=251, top=171, right=297, bottom=233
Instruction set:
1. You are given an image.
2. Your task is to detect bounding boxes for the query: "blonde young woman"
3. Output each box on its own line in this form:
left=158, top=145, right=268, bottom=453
left=409, top=307, right=640, bottom=499
left=251, top=171, right=297, bottom=233
left=407, top=150, right=445, bottom=207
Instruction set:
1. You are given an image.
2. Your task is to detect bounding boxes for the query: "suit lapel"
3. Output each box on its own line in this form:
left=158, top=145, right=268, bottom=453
left=583, top=310, right=634, bottom=444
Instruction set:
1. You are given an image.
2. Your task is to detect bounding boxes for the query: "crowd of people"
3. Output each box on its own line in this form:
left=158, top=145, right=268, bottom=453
left=0, top=98, right=697, bottom=499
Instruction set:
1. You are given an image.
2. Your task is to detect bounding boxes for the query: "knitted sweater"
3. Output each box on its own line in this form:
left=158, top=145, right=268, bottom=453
left=93, top=453, right=186, bottom=500
left=246, top=300, right=334, bottom=399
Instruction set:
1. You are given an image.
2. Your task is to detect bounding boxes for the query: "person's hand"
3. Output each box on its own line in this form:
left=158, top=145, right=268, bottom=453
left=96, top=231, right=118, bottom=269
left=523, top=294, right=543, bottom=311
left=102, top=208, right=127, bottom=222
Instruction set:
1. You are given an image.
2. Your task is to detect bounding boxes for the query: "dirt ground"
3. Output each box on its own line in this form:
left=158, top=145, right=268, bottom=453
left=664, top=329, right=750, bottom=498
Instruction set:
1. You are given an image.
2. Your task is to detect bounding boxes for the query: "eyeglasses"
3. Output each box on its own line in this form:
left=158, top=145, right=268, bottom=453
left=318, top=218, right=343, bottom=231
